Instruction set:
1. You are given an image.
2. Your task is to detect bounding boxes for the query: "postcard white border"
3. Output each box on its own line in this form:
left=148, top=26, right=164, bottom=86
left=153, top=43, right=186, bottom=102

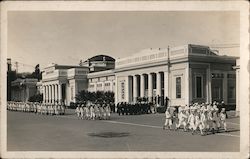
left=1, top=1, right=249, bottom=159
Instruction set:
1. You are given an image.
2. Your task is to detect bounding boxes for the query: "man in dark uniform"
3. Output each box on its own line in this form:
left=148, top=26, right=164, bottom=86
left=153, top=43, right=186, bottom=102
left=121, top=102, right=125, bottom=115
left=220, top=101, right=228, bottom=118
left=117, top=103, right=121, bottom=115
left=165, top=97, right=169, bottom=108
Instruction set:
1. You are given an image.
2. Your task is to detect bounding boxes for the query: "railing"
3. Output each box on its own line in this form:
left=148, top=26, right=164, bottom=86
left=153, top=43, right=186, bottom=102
left=43, top=70, right=67, bottom=80
left=116, top=46, right=188, bottom=68
left=67, top=68, right=88, bottom=77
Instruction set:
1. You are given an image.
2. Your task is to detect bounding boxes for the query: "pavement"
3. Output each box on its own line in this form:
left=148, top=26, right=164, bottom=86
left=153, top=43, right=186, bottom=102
left=7, top=109, right=240, bottom=151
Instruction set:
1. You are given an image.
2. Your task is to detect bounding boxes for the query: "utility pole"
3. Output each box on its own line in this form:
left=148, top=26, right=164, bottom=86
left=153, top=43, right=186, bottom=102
left=167, top=46, right=170, bottom=107
left=15, top=61, right=18, bottom=73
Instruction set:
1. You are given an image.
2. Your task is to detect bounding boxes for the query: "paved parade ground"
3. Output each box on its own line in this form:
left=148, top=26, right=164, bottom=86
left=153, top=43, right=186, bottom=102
left=7, top=110, right=240, bottom=152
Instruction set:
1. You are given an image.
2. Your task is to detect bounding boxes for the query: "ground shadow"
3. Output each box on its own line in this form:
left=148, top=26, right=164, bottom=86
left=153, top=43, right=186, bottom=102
left=88, top=132, right=130, bottom=138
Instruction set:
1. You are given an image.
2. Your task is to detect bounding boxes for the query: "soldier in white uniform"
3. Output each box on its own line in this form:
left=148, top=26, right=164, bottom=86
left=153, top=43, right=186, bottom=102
left=99, top=105, right=104, bottom=120
left=220, top=108, right=227, bottom=132
left=188, top=108, right=196, bottom=135
left=90, top=105, right=95, bottom=120
left=85, top=105, right=90, bottom=120
left=94, top=104, right=100, bottom=120
left=176, top=107, right=188, bottom=131
left=75, top=105, right=81, bottom=119
left=106, top=104, right=111, bottom=120
left=200, top=109, right=208, bottom=135
left=212, top=105, right=220, bottom=134
left=163, top=107, right=172, bottom=130
left=80, top=105, right=84, bottom=119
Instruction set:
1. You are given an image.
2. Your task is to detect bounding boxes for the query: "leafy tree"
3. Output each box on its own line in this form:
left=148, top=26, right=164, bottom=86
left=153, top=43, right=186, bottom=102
left=28, top=93, right=43, bottom=102
left=75, top=90, right=114, bottom=104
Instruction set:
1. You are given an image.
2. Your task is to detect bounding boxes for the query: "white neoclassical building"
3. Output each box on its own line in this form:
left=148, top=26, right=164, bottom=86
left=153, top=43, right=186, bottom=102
left=41, top=44, right=238, bottom=107
left=114, top=44, right=237, bottom=107
left=41, top=64, right=89, bottom=105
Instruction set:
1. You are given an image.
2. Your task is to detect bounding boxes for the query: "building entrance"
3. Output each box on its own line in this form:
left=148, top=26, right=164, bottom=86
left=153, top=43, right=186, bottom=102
left=211, top=78, right=223, bottom=102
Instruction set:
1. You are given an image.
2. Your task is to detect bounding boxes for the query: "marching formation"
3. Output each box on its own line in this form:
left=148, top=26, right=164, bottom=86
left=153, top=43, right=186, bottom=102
left=7, top=101, right=66, bottom=115
left=116, top=102, right=156, bottom=115
left=75, top=102, right=111, bottom=120
left=8, top=100, right=229, bottom=136
left=163, top=102, right=228, bottom=136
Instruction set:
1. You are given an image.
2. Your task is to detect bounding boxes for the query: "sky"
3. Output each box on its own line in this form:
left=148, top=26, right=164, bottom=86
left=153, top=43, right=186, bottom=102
left=8, top=11, right=239, bottom=73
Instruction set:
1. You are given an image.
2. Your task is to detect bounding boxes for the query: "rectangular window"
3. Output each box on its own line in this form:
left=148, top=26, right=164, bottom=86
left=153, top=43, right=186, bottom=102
left=196, top=76, right=202, bottom=98
left=228, top=86, right=235, bottom=99
left=176, top=77, right=181, bottom=98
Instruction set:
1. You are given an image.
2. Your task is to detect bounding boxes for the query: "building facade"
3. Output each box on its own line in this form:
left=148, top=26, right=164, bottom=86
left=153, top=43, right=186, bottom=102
left=87, top=70, right=115, bottom=92
left=40, top=44, right=238, bottom=107
left=11, top=78, right=38, bottom=102
left=41, top=64, right=89, bottom=105
left=115, top=44, right=236, bottom=107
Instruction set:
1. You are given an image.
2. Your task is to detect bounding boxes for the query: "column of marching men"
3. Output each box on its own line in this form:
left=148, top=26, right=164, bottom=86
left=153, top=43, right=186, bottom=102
left=116, top=102, right=156, bottom=115
left=75, top=101, right=112, bottom=120
left=7, top=101, right=66, bottom=115
left=163, top=101, right=228, bottom=136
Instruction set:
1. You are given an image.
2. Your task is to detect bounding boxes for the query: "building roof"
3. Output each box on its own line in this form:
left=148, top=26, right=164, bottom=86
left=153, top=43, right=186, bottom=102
left=85, top=55, right=115, bottom=62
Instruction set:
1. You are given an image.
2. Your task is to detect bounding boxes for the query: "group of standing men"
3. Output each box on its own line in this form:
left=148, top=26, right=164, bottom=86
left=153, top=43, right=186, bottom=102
left=7, top=101, right=66, bottom=115
left=75, top=102, right=111, bottom=120
left=116, top=102, right=157, bottom=115
left=163, top=101, right=228, bottom=136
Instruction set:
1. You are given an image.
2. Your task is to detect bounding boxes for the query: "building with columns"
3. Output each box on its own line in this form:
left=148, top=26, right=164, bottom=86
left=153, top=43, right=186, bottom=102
left=40, top=44, right=238, bottom=107
left=115, top=44, right=237, bottom=107
left=41, top=64, right=89, bottom=105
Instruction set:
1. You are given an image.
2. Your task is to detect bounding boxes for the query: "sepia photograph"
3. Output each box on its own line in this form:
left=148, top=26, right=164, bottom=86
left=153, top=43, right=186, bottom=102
left=1, top=1, right=249, bottom=159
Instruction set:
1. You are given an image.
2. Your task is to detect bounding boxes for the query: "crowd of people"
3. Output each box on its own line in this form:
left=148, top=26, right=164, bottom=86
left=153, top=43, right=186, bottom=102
left=116, top=102, right=157, bottom=115
left=75, top=102, right=112, bottom=120
left=163, top=101, right=228, bottom=136
left=8, top=100, right=230, bottom=135
left=7, top=101, right=66, bottom=115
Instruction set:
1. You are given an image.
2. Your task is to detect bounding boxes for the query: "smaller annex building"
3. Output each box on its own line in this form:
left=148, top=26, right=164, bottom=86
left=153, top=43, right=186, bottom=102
left=41, top=55, right=115, bottom=105
left=11, top=78, right=38, bottom=102
left=40, top=44, right=238, bottom=108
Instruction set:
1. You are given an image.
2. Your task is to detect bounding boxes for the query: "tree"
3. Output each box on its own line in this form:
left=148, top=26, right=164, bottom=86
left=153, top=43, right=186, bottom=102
left=75, top=90, right=114, bottom=104
left=28, top=93, right=43, bottom=102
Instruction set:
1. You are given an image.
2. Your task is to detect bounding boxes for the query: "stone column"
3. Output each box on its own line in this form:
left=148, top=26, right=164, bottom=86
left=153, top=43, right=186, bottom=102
left=163, top=71, right=169, bottom=106
left=133, top=75, right=138, bottom=103
left=58, top=84, right=62, bottom=104
left=43, top=85, right=46, bottom=103
left=223, top=72, right=228, bottom=104
left=126, top=76, right=130, bottom=103
left=115, top=76, right=118, bottom=106
left=185, top=66, right=190, bottom=106
left=140, top=74, right=145, bottom=98
left=148, top=73, right=153, bottom=102
left=51, top=84, right=55, bottom=104
left=47, top=85, right=50, bottom=103
left=45, top=85, right=48, bottom=103
left=55, top=84, right=58, bottom=103
left=156, top=72, right=161, bottom=97
left=206, top=66, right=212, bottom=104
left=156, top=72, right=162, bottom=105
left=189, top=68, right=193, bottom=105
